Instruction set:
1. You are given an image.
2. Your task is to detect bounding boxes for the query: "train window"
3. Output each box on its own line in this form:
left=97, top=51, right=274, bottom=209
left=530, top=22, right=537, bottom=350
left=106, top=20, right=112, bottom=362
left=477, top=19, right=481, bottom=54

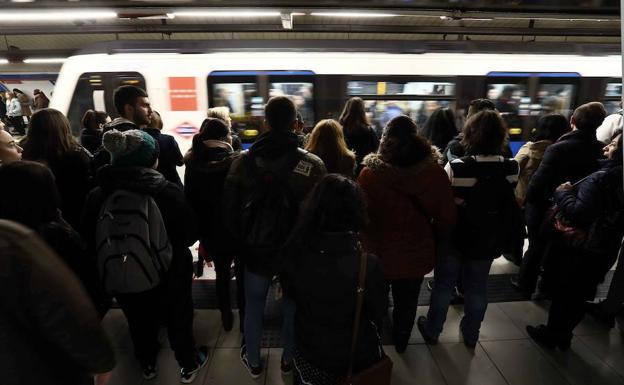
left=363, top=100, right=455, bottom=136
left=67, top=72, right=146, bottom=137
left=604, top=82, right=621, bottom=115
left=270, top=82, right=314, bottom=126
left=536, top=84, right=575, bottom=116
left=486, top=83, right=528, bottom=134
left=348, top=81, right=454, bottom=96
left=210, top=81, right=263, bottom=144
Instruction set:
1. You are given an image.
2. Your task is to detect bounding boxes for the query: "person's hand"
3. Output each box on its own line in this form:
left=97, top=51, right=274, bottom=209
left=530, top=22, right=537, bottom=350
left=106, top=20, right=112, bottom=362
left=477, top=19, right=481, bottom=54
left=556, top=182, right=573, bottom=191
left=94, top=371, right=112, bottom=385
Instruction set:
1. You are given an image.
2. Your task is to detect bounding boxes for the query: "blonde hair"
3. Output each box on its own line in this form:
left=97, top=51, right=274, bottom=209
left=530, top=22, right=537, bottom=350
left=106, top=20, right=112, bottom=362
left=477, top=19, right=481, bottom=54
left=207, top=107, right=231, bottom=128
left=305, top=119, right=355, bottom=175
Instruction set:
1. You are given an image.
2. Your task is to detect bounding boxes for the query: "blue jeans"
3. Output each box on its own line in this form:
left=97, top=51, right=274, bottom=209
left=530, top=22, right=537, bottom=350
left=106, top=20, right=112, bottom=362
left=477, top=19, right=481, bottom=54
left=244, top=268, right=295, bottom=366
left=425, top=250, right=493, bottom=344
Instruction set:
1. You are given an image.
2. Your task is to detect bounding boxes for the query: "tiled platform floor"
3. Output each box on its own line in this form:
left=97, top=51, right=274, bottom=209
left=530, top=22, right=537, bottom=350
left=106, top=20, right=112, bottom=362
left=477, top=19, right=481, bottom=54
left=102, top=300, right=624, bottom=385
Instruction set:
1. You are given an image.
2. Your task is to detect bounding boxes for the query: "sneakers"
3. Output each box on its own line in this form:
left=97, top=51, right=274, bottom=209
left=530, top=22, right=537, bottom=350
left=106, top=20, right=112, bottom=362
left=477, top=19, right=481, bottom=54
left=417, top=316, right=438, bottom=345
left=180, top=346, right=210, bottom=383
left=142, top=364, right=157, bottom=381
left=240, top=345, right=263, bottom=379
left=426, top=280, right=434, bottom=291
left=280, top=358, right=293, bottom=376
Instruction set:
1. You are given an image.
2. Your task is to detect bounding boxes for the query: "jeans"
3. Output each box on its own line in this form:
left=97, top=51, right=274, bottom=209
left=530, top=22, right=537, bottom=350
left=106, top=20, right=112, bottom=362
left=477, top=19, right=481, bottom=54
left=244, top=268, right=295, bottom=367
left=388, top=278, right=423, bottom=339
left=425, top=250, right=493, bottom=344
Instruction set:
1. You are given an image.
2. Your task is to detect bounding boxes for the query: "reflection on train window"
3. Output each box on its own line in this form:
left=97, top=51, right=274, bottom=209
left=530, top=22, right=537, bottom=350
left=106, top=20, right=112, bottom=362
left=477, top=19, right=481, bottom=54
left=211, top=82, right=263, bottom=143
left=605, top=83, right=622, bottom=97
left=270, top=82, right=314, bottom=126
left=604, top=101, right=621, bottom=115
left=487, top=83, right=527, bottom=132
left=364, top=100, right=455, bottom=136
left=67, top=72, right=146, bottom=137
left=537, top=84, right=575, bottom=116
left=348, top=81, right=454, bottom=96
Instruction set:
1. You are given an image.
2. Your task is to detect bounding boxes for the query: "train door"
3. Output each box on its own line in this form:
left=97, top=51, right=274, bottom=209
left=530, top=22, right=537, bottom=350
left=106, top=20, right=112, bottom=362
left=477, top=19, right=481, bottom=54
left=345, top=77, right=457, bottom=138
left=67, top=72, right=146, bottom=136
left=207, top=70, right=315, bottom=148
left=485, top=72, right=580, bottom=154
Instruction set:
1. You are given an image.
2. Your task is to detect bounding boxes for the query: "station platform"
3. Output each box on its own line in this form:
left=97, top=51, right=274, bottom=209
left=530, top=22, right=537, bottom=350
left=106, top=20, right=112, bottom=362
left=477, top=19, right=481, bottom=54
left=102, top=256, right=624, bottom=385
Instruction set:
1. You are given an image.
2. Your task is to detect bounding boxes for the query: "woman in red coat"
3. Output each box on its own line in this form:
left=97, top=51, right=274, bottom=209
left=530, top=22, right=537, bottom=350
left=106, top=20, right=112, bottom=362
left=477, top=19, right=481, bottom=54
left=357, top=115, right=456, bottom=353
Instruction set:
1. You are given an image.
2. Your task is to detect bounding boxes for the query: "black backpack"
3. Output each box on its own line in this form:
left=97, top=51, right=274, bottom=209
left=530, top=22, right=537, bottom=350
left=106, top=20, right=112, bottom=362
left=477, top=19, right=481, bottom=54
left=454, top=157, right=519, bottom=260
left=240, top=149, right=305, bottom=266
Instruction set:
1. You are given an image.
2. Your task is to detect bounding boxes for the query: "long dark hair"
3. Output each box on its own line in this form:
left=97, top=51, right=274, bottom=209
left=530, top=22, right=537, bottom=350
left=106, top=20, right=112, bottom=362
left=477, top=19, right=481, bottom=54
left=22, top=108, right=80, bottom=162
left=81, top=109, right=109, bottom=131
left=283, top=174, right=368, bottom=257
left=380, top=115, right=432, bottom=167
left=421, top=107, right=457, bottom=150
left=339, top=97, right=369, bottom=135
left=189, top=118, right=230, bottom=160
left=0, top=161, right=60, bottom=231
left=531, top=113, right=571, bottom=142
left=461, top=110, right=507, bottom=155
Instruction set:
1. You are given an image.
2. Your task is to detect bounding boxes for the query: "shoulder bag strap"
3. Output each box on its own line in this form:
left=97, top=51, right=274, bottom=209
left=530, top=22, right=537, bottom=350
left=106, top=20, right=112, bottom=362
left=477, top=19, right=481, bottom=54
left=346, top=241, right=368, bottom=382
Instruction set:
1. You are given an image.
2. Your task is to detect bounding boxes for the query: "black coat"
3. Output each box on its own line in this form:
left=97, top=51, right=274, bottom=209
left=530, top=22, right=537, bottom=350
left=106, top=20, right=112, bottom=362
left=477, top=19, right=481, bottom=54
left=40, top=148, right=94, bottom=231
left=184, top=143, right=240, bottom=256
left=344, top=126, right=379, bottom=174
left=0, top=220, right=114, bottom=385
left=82, top=166, right=198, bottom=270
left=285, top=232, right=387, bottom=375
left=144, top=128, right=184, bottom=187
left=80, top=128, right=102, bottom=156
left=525, top=130, right=604, bottom=229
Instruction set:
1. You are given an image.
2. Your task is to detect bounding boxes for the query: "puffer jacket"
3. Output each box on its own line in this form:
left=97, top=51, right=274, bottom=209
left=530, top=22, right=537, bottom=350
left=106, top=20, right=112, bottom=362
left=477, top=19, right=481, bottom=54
left=0, top=220, right=114, bottom=385
left=223, top=130, right=326, bottom=276
left=286, top=231, right=387, bottom=375
left=514, top=140, right=552, bottom=204
left=357, top=149, right=457, bottom=279
left=185, top=141, right=240, bottom=256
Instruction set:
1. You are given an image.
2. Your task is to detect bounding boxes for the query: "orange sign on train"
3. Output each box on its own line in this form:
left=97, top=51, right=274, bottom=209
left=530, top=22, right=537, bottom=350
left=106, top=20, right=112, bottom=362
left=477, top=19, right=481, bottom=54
left=168, top=77, right=197, bottom=111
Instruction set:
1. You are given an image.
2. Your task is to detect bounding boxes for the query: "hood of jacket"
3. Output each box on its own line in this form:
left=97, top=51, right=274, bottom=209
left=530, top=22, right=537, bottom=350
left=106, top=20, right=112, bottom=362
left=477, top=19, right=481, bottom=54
left=80, top=127, right=102, bottom=138
left=103, top=117, right=138, bottom=133
left=249, top=130, right=299, bottom=160
left=528, top=140, right=552, bottom=160
left=361, top=146, right=441, bottom=193
left=97, top=165, right=168, bottom=195
left=184, top=141, right=238, bottom=174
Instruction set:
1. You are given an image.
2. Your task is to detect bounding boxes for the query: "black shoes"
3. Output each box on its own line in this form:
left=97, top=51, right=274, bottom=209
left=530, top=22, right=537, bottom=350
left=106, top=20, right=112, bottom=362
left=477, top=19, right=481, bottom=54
left=221, top=310, right=234, bottom=332
left=459, top=319, right=477, bottom=349
left=526, top=325, right=571, bottom=351
left=586, top=302, right=616, bottom=328
left=393, top=330, right=410, bottom=354
left=417, top=316, right=438, bottom=345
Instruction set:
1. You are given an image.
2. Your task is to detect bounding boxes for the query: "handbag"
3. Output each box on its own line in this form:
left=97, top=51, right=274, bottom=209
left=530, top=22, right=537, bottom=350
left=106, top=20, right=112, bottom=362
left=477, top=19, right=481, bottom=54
left=338, top=244, right=393, bottom=385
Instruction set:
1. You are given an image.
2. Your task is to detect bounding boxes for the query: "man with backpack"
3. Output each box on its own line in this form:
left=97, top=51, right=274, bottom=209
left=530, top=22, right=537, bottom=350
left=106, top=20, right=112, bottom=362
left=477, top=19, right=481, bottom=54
left=223, top=96, right=326, bottom=379
left=82, top=129, right=207, bottom=383
left=418, top=110, right=520, bottom=348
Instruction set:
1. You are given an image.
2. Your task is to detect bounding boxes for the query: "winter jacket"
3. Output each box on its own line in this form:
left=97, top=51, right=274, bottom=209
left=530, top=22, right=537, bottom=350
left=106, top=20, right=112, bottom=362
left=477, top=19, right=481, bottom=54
left=82, top=166, right=197, bottom=261
left=80, top=128, right=103, bottom=155
left=344, top=126, right=379, bottom=175
left=596, top=112, right=623, bottom=144
left=6, top=98, right=21, bottom=117
left=0, top=220, right=115, bottom=385
left=549, top=161, right=624, bottom=299
left=23, top=147, right=95, bottom=231
left=526, top=129, right=604, bottom=212
left=514, top=140, right=552, bottom=204
left=285, top=231, right=387, bottom=375
left=223, top=130, right=326, bottom=277
left=17, top=94, right=31, bottom=117
left=358, top=150, right=457, bottom=279
left=185, top=141, right=240, bottom=256
left=33, top=93, right=50, bottom=111
left=144, top=128, right=184, bottom=187
left=93, top=118, right=139, bottom=170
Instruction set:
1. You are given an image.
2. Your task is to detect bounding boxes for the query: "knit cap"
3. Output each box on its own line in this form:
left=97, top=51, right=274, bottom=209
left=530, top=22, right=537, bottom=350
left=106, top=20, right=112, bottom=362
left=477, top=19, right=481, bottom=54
left=102, top=129, right=159, bottom=168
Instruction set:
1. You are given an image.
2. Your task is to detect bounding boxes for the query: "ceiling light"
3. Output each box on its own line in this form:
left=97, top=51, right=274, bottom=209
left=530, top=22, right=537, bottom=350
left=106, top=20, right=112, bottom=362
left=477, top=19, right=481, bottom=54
left=0, top=10, right=117, bottom=22
left=311, top=12, right=399, bottom=18
left=173, top=10, right=280, bottom=18
left=24, top=58, right=66, bottom=64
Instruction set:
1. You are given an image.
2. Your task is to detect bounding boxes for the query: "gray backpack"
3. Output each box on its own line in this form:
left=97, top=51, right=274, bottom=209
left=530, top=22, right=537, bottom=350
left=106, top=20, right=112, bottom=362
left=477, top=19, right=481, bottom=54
left=95, top=190, right=172, bottom=294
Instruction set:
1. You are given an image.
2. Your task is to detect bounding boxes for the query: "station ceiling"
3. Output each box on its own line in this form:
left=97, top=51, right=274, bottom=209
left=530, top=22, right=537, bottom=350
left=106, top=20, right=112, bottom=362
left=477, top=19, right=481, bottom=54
left=0, top=0, right=620, bottom=71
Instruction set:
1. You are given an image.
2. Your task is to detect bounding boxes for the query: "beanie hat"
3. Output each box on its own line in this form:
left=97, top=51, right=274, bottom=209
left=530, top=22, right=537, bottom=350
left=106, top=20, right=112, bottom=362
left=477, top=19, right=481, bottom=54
left=102, top=129, right=159, bottom=168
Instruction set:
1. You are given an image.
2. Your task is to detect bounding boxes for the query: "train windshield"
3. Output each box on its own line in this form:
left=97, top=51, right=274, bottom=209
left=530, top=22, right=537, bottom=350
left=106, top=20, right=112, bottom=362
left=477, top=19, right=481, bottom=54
left=67, top=72, right=146, bottom=137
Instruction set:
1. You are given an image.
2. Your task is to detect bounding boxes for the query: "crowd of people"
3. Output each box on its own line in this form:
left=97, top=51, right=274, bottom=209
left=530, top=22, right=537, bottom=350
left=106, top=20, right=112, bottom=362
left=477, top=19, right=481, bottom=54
left=0, top=84, right=622, bottom=385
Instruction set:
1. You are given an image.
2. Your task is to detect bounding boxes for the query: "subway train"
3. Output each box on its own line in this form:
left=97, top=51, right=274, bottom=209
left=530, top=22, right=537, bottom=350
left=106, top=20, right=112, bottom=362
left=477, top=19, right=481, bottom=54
left=50, top=50, right=622, bottom=154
